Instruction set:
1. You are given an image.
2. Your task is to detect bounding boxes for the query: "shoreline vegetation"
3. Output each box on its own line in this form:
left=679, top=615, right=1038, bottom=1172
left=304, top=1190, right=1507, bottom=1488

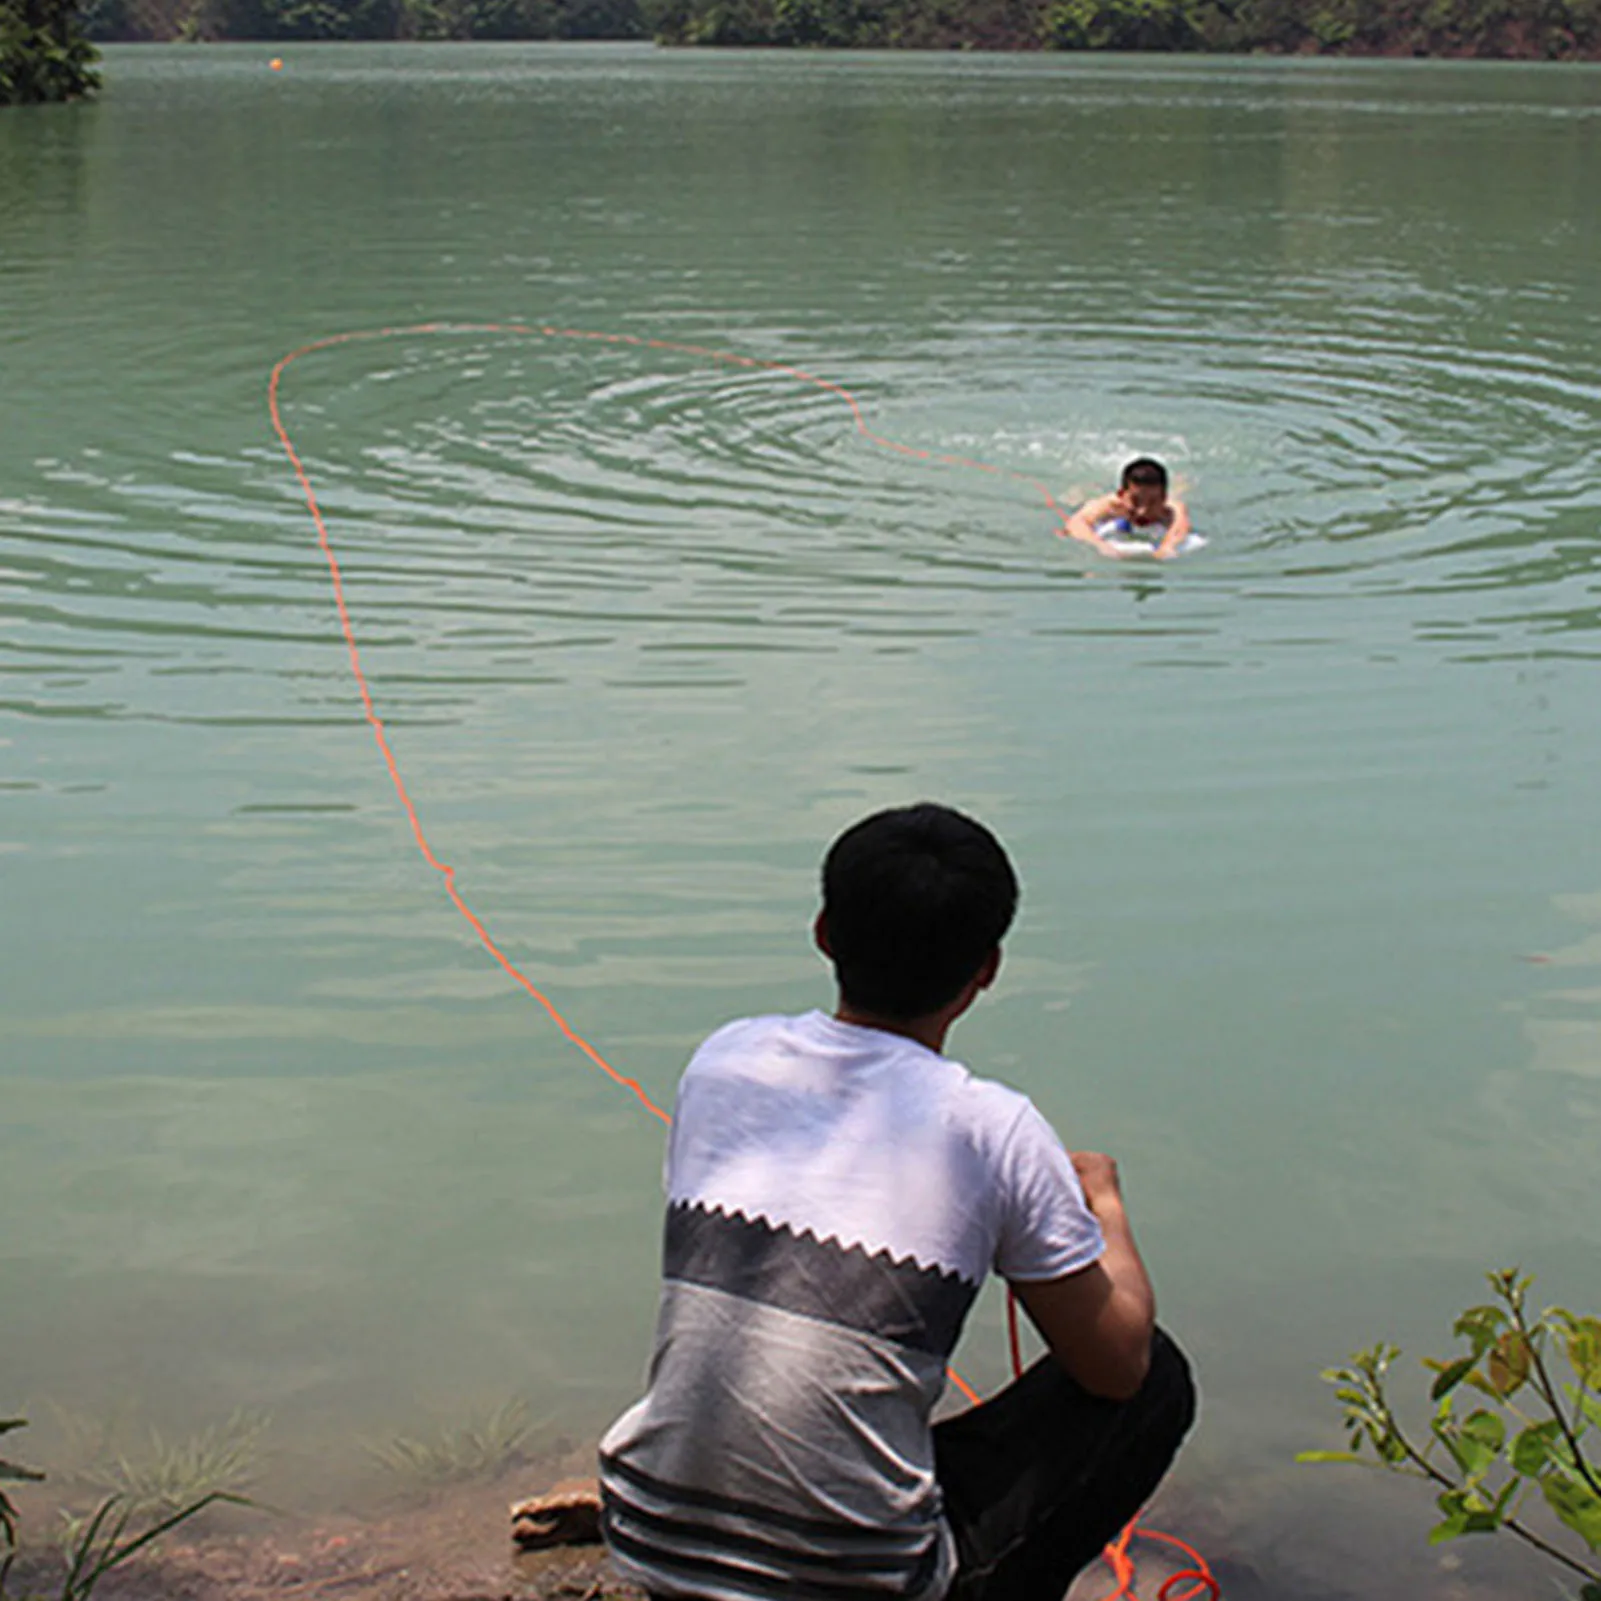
left=8, top=0, right=1599, bottom=113
left=69, top=0, right=1601, bottom=56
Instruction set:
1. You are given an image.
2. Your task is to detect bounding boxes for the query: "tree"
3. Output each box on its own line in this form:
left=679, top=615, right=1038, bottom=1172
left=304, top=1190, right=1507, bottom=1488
left=1042, top=0, right=1200, bottom=48
left=0, top=0, right=99, bottom=103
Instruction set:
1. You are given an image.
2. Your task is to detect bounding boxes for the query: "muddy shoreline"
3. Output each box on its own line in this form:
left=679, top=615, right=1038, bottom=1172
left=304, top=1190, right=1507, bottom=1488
left=1, top=1446, right=1553, bottom=1601
left=6, top=1459, right=1240, bottom=1601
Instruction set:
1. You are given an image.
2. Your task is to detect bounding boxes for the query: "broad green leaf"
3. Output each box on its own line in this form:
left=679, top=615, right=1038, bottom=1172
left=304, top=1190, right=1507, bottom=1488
left=1569, top=1386, right=1601, bottom=1432
left=1454, top=1306, right=1506, bottom=1354
left=1541, top=1472, right=1601, bottom=1552
left=1442, top=1411, right=1506, bottom=1481
left=1430, top=1490, right=1470, bottom=1545
left=1429, top=1488, right=1501, bottom=1543
left=1430, top=1355, right=1479, bottom=1401
left=1512, top=1420, right=1565, bottom=1477
left=1567, top=1320, right=1601, bottom=1388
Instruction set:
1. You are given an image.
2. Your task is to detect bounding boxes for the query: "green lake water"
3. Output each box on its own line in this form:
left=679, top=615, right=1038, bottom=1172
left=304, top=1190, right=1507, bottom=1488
left=3, top=43, right=1600, bottom=1597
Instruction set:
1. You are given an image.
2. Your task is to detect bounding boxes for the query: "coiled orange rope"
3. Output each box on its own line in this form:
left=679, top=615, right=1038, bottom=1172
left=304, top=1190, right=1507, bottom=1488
left=269, top=320, right=1217, bottom=1599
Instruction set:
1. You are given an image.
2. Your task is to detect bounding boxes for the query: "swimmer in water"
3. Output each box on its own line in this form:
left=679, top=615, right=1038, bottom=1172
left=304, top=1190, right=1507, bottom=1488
left=1064, top=457, right=1191, bottom=559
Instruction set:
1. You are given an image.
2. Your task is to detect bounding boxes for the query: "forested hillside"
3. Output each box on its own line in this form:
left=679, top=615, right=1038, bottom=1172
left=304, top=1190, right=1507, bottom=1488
left=75, top=0, right=1601, bottom=58
left=78, top=0, right=641, bottom=41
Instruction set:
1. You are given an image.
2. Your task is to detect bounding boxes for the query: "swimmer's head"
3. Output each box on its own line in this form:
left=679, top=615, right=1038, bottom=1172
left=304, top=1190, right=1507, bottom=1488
left=1119, top=457, right=1169, bottom=520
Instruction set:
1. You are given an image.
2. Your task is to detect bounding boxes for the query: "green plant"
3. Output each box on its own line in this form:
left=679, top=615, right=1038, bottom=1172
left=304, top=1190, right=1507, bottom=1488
left=30, top=1492, right=243, bottom=1601
left=0, top=1417, right=246, bottom=1601
left=72, top=1409, right=264, bottom=1519
left=0, top=0, right=100, bottom=104
left=367, top=1396, right=540, bottom=1488
left=1301, top=1270, right=1601, bottom=1597
left=1041, top=0, right=1200, bottom=48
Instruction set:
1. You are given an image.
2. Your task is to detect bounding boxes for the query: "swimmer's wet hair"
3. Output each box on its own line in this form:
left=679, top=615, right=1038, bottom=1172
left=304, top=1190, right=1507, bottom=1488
left=1120, top=457, right=1168, bottom=491
left=821, top=802, right=1018, bottom=1021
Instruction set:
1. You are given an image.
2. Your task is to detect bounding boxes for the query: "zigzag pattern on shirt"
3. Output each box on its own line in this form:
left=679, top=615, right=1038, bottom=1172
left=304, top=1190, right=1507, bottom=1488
left=663, top=1198, right=979, bottom=1358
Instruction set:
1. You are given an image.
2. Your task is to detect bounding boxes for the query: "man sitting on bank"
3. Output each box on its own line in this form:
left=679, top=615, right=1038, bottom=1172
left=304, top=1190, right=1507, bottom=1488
left=598, top=802, right=1196, bottom=1601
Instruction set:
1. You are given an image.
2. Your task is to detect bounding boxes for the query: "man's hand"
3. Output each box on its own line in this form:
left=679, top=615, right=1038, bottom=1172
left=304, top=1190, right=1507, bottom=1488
left=1070, top=1150, right=1123, bottom=1213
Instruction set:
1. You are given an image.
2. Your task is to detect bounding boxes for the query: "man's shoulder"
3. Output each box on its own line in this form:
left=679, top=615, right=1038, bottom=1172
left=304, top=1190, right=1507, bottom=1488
left=691, top=1010, right=801, bottom=1054
left=970, top=1070, right=1047, bottom=1126
left=930, top=1055, right=1043, bottom=1148
left=681, top=1010, right=818, bottom=1082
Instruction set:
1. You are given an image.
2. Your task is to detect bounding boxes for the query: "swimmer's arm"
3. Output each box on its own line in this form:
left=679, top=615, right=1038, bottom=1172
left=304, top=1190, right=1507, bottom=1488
left=1153, top=497, right=1191, bottom=559
left=1062, top=492, right=1123, bottom=555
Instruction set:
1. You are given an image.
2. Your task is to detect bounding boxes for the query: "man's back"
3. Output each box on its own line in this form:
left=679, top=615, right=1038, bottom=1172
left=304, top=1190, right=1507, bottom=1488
left=598, top=1010, right=1103, bottom=1601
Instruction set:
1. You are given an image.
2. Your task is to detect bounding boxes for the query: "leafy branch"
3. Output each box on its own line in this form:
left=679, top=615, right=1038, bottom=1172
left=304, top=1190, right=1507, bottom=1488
left=1300, top=1269, right=1601, bottom=1597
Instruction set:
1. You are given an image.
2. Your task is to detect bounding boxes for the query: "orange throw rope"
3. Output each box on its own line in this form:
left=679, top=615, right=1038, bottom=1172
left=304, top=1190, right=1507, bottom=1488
left=269, top=320, right=1216, bottom=1598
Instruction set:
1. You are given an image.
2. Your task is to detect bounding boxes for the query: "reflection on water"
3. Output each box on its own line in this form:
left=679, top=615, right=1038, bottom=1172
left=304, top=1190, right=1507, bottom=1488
left=3, top=44, right=1600, bottom=1597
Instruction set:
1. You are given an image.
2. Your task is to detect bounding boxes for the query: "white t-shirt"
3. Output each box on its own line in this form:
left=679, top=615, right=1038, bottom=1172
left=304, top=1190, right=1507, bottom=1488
left=599, top=1011, right=1104, bottom=1601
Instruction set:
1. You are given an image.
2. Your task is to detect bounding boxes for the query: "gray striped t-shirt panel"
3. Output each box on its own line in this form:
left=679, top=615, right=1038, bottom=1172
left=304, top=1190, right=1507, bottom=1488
left=601, top=1282, right=955, bottom=1601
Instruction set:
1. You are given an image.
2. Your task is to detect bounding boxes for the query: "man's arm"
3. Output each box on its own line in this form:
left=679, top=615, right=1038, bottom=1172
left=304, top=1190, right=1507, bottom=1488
left=1153, top=497, right=1191, bottom=559
left=1009, top=1151, right=1156, bottom=1401
left=1061, top=493, right=1123, bottom=555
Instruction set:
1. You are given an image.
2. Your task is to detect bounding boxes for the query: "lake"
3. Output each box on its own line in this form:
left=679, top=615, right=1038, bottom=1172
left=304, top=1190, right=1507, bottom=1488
left=2, top=41, right=1599, bottom=1599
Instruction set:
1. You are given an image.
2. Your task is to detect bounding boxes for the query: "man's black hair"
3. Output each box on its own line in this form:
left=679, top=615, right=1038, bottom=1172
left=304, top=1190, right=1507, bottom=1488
left=820, top=802, right=1019, bottom=1022
left=1120, top=457, right=1168, bottom=491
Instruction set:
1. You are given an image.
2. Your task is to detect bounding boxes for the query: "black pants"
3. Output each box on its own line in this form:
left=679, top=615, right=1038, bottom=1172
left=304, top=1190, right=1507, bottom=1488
left=934, top=1327, right=1197, bottom=1601
left=647, top=1327, right=1196, bottom=1601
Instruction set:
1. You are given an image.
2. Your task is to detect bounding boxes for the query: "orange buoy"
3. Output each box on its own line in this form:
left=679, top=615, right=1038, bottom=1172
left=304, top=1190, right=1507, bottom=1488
left=270, top=56, right=283, bottom=69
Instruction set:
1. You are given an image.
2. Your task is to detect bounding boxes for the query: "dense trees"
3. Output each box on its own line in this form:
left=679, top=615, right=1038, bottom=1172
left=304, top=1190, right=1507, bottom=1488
left=7, top=0, right=1598, bottom=66
left=1, top=0, right=99, bottom=101
left=60, top=0, right=1601, bottom=59
left=74, top=0, right=640, bottom=38
left=646, top=0, right=1601, bottom=53
left=79, top=0, right=643, bottom=35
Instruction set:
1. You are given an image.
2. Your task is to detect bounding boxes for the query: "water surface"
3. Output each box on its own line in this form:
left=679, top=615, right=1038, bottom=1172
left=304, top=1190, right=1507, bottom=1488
left=3, top=44, right=1600, bottom=1597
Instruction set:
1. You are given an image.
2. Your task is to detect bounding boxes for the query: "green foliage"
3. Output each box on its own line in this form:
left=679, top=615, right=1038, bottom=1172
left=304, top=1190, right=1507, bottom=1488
left=0, top=0, right=99, bottom=104
left=0, top=1417, right=246, bottom=1601
left=774, top=0, right=868, bottom=45
left=29, top=1493, right=244, bottom=1601
left=1041, top=0, right=1199, bottom=49
left=1301, top=1270, right=1601, bottom=1591
left=69, top=1409, right=264, bottom=1520
left=60, top=0, right=1601, bottom=49
left=80, top=0, right=644, bottom=38
left=645, top=0, right=1601, bottom=51
left=365, top=1396, right=541, bottom=1488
